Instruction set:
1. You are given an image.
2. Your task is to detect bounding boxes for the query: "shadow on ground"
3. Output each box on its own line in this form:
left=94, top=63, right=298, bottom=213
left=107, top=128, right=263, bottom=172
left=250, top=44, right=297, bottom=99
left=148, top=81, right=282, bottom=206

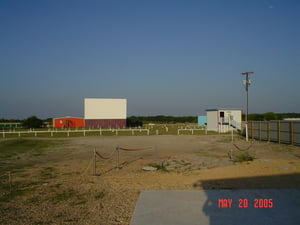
left=197, top=173, right=300, bottom=225
left=194, top=173, right=300, bottom=189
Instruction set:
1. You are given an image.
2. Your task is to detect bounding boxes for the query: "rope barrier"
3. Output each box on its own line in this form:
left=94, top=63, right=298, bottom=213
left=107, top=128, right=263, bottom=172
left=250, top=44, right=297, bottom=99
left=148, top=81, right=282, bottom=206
left=233, top=142, right=254, bottom=151
left=95, top=151, right=115, bottom=160
left=228, top=131, right=255, bottom=160
left=115, top=145, right=156, bottom=170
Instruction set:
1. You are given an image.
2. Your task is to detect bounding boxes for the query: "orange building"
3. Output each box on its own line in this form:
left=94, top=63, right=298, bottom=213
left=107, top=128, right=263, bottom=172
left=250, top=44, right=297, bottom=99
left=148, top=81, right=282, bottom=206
left=52, top=117, right=84, bottom=128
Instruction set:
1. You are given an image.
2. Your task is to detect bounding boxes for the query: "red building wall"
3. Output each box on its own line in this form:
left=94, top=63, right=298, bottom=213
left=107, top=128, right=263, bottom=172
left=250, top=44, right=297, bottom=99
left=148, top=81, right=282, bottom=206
left=85, top=119, right=126, bottom=129
left=53, top=117, right=84, bottom=128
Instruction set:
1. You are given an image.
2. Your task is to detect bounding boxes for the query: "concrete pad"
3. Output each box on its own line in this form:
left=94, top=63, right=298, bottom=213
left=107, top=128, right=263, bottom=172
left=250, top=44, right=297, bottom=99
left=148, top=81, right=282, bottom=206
left=130, top=189, right=300, bottom=225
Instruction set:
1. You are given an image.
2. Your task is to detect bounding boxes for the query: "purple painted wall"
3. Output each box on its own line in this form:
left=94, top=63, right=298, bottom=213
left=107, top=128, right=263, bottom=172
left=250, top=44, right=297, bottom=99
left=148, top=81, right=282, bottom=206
left=85, top=119, right=126, bottom=129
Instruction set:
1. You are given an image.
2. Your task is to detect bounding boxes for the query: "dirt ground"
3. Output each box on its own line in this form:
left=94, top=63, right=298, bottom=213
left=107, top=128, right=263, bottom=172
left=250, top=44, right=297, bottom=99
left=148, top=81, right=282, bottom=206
left=1, top=135, right=300, bottom=225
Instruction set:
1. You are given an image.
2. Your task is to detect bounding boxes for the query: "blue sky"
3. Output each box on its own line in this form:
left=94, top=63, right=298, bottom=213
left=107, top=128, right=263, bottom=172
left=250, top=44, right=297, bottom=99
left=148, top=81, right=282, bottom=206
left=0, top=0, right=299, bottom=119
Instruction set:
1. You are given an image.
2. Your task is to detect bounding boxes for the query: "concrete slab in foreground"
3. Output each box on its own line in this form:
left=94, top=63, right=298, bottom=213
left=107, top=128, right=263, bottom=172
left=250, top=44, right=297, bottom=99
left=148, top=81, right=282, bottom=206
left=130, top=189, right=300, bottom=225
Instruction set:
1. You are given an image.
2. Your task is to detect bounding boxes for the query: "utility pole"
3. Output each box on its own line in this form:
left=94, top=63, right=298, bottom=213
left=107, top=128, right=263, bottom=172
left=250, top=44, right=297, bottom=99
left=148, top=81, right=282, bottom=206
left=241, top=71, right=253, bottom=141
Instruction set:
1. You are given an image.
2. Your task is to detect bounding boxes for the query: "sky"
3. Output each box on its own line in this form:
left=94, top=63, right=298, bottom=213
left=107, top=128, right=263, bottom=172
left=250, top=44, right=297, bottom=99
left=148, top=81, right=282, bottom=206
left=0, top=0, right=299, bottom=119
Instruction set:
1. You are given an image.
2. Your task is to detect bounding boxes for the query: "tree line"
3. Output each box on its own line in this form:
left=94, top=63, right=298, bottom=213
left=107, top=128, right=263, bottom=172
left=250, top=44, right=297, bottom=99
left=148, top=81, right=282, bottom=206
left=0, top=116, right=51, bottom=129
left=126, top=115, right=197, bottom=127
left=128, top=113, right=300, bottom=126
left=246, top=112, right=300, bottom=121
left=1, top=112, right=300, bottom=128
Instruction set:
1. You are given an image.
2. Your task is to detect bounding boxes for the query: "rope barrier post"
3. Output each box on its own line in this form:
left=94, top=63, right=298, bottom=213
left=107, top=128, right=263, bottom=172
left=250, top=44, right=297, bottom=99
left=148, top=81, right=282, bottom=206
left=228, top=148, right=233, bottom=160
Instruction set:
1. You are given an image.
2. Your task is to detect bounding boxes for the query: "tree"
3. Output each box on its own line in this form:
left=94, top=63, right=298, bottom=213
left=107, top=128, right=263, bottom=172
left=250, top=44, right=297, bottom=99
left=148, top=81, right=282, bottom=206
left=263, top=112, right=276, bottom=121
left=127, top=116, right=143, bottom=127
left=22, top=116, right=43, bottom=128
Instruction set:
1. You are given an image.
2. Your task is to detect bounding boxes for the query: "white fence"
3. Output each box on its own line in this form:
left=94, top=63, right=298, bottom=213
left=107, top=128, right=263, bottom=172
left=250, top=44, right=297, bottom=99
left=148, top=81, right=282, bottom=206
left=177, top=128, right=207, bottom=135
left=1, top=128, right=150, bottom=138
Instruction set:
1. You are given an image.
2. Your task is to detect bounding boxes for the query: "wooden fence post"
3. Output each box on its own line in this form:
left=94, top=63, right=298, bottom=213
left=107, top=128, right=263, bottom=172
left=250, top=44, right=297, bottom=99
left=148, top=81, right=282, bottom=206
left=278, top=120, right=281, bottom=144
left=252, top=121, right=254, bottom=139
left=268, top=121, right=271, bottom=142
left=291, top=121, right=294, bottom=145
left=259, top=121, right=262, bottom=141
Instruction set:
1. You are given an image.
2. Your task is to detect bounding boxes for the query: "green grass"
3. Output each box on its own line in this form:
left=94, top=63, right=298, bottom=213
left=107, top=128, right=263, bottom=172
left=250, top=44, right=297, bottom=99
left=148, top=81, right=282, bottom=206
left=0, top=139, right=65, bottom=159
left=0, top=139, right=67, bottom=173
left=49, top=189, right=77, bottom=204
left=33, top=221, right=53, bottom=225
left=148, top=162, right=168, bottom=171
left=0, top=180, right=31, bottom=202
left=24, top=196, right=40, bottom=204
left=50, top=183, right=62, bottom=189
left=74, top=200, right=87, bottom=205
left=94, top=191, right=105, bottom=200
left=48, top=189, right=88, bottom=206
left=40, top=167, right=57, bottom=179
left=233, top=152, right=255, bottom=163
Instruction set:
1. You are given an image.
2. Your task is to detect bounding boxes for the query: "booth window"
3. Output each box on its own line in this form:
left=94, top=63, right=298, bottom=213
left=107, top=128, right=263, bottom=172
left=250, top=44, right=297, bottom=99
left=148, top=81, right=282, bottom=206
left=220, top=111, right=224, bottom=118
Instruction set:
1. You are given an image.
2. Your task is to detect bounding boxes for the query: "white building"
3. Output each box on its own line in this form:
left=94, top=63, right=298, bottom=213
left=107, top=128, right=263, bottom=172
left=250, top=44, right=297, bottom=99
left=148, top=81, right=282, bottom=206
left=206, top=108, right=242, bottom=133
left=84, top=98, right=127, bottom=128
